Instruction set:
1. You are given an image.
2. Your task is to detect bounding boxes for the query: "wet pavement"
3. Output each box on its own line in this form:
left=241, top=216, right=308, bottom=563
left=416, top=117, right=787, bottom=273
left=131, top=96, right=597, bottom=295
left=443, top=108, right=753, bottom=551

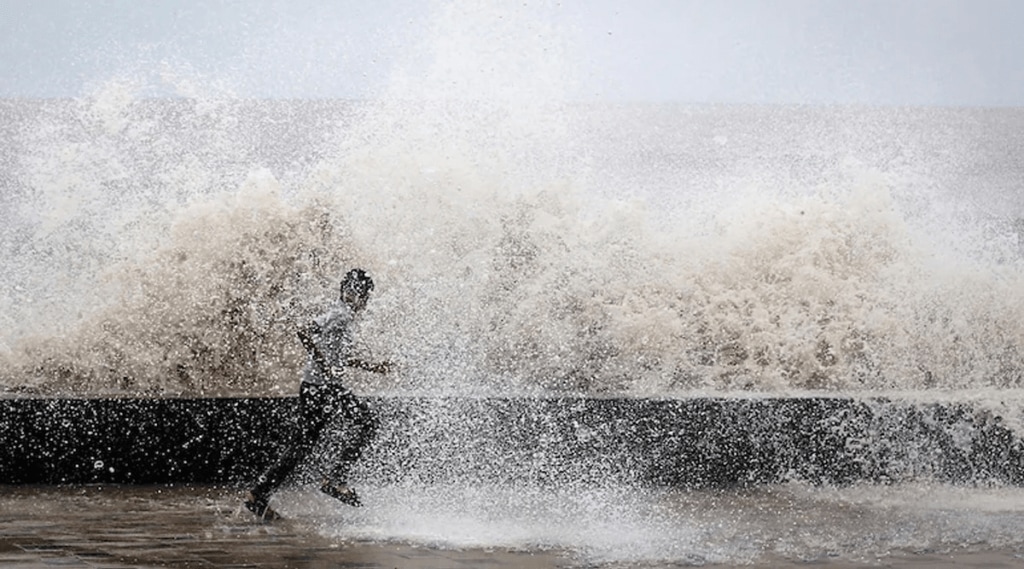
left=0, top=486, right=574, bottom=568
left=5, top=485, right=1024, bottom=568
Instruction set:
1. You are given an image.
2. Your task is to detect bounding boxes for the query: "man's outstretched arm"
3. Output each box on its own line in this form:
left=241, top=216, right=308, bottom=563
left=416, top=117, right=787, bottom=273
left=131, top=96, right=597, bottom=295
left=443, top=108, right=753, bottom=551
left=344, top=358, right=392, bottom=374
left=298, top=324, right=392, bottom=375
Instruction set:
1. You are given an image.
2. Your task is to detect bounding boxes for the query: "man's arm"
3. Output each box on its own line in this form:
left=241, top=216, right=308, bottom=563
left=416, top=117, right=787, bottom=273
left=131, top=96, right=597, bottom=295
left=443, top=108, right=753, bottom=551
left=344, top=358, right=392, bottom=374
left=297, top=323, right=391, bottom=375
left=297, top=323, right=329, bottom=374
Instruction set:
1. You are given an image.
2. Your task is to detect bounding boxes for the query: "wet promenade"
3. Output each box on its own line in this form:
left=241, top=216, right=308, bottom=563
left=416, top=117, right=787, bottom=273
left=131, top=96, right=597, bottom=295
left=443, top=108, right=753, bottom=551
left=4, top=485, right=1024, bottom=568
left=0, top=486, right=572, bottom=568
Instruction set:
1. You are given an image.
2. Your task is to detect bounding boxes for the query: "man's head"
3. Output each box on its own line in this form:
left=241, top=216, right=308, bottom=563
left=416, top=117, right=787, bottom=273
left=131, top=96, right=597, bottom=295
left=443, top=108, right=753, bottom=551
left=340, top=268, right=374, bottom=311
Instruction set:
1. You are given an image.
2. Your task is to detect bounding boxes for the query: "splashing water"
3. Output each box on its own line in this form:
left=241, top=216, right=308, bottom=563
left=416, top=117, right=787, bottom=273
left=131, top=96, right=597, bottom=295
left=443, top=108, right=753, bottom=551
left=2, top=1, right=1024, bottom=398
left=4, top=2, right=1024, bottom=566
left=272, top=482, right=1024, bottom=566
left=3, top=89, right=1024, bottom=397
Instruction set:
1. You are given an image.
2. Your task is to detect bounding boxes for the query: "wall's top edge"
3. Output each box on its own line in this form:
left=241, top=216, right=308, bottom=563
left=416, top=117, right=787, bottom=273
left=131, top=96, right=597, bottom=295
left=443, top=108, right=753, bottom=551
left=0, top=394, right=862, bottom=403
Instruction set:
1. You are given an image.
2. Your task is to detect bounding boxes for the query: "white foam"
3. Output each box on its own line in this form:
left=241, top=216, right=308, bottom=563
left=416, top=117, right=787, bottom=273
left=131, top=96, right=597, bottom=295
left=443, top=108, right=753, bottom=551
left=2, top=3, right=1024, bottom=398
left=274, top=482, right=1024, bottom=566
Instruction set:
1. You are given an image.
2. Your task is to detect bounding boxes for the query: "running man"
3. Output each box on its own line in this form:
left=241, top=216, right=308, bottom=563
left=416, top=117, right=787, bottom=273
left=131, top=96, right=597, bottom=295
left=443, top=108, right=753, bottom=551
left=245, top=268, right=390, bottom=520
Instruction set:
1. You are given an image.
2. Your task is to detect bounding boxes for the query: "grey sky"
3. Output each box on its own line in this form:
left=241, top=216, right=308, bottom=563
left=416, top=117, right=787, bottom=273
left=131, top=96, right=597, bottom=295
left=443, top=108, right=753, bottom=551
left=2, top=0, right=1022, bottom=105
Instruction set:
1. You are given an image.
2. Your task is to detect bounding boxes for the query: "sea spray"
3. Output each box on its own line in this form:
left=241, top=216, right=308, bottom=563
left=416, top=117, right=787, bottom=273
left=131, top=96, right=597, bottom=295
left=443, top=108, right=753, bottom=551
left=4, top=95, right=1024, bottom=396
left=3, top=0, right=1024, bottom=396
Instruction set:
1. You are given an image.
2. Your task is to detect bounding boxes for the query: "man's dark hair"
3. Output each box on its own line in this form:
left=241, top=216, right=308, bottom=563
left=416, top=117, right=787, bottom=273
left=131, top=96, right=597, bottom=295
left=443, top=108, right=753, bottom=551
left=341, top=268, right=374, bottom=297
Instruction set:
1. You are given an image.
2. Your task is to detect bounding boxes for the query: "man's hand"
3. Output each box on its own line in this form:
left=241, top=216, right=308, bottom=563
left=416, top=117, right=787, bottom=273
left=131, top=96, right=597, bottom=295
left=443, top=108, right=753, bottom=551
left=347, top=359, right=394, bottom=374
left=368, top=361, right=394, bottom=374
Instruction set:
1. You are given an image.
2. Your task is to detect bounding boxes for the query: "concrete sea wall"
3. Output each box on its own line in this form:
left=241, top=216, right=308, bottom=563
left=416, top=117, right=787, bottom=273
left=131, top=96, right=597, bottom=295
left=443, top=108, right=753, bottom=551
left=1, top=397, right=1022, bottom=486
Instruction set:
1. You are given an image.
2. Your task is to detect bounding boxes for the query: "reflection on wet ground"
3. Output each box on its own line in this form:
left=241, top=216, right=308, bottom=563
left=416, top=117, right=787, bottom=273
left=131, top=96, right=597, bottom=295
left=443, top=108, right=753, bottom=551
left=5, top=485, right=1024, bottom=568
left=0, top=485, right=573, bottom=568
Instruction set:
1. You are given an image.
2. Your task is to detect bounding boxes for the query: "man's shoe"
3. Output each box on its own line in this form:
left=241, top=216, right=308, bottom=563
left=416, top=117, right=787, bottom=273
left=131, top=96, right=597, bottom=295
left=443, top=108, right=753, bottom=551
left=244, top=492, right=280, bottom=521
left=320, top=482, right=362, bottom=507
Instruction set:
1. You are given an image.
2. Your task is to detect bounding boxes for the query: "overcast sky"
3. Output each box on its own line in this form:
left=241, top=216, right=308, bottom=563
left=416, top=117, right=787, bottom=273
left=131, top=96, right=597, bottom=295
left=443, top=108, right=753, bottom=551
left=2, top=0, right=1022, bottom=105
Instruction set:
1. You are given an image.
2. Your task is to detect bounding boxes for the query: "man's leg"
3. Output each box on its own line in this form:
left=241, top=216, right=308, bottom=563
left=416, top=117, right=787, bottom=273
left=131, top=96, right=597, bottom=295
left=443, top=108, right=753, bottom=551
left=321, top=390, right=379, bottom=506
left=331, top=395, right=379, bottom=481
left=248, top=384, right=328, bottom=517
left=250, top=432, right=312, bottom=501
